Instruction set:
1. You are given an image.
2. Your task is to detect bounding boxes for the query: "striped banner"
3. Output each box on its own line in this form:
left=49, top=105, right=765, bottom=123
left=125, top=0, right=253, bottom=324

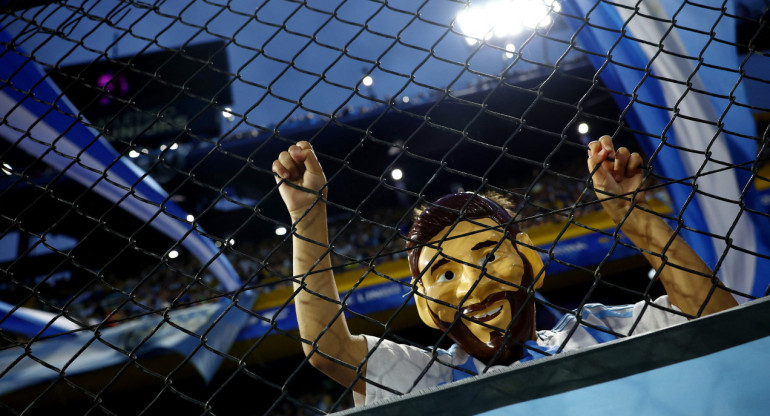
left=562, top=0, right=770, bottom=300
left=0, top=30, right=242, bottom=293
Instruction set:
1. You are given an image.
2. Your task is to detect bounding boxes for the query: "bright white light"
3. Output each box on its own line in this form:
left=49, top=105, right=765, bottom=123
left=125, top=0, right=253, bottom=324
left=222, top=107, right=235, bottom=122
left=2, top=163, right=12, bottom=175
left=186, top=214, right=195, bottom=223
left=362, top=75, right=373, bottom=87
left=391, top=168, right=403, bottom=181
left=578, top=122, right=589, bottom=134
left=519, top=1, right=550, bottom=29
left=128, top=150, right=140, bottom=158
left=648, top=268, right=657, bottom=280
left=504, top=43, right=516, bottom=59
left=456, top=0, right=560, bottom=45
left=159, top=144, right=167, bottom=151
left=168, top=250, right=179, bottom=259
left=456, top=6, right=489, bottom=45
left=170, top=143, right=179, bottom=150
left=402, top=96, right=410, bottom=104
left=228, top=238, right=235, bottom=246
left=275, top=226, right=288, bottom=236
left=489, top=2, right=521, bottom=37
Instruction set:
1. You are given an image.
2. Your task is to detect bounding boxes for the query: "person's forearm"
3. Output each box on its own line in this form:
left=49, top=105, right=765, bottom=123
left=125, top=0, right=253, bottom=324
left=292, top=203, right=347, bottom=349
left=291, top=203, right=367, bottom=390
left=610, top=202, right=737, bottom=317
left=273, top=142, right=367, bottom=392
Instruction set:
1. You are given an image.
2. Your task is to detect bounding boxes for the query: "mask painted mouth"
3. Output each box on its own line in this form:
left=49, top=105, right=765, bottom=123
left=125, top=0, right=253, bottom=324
left=470, top=305, right=502, bottom=322
left=462, top=292, right=509, bottom=323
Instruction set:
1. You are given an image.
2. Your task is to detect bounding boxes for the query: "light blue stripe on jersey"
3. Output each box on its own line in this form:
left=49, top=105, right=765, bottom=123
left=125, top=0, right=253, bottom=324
left=436, top=344, right=479, bottom=383
left=451, top=355, right=479, bottom=383
left=552, top=304, right=634, bottom=338
left=580, top=304, right=634, bottom=320
left=583, top=326, right=619, bottom=344
left=520, top=340, right=560, bottom=363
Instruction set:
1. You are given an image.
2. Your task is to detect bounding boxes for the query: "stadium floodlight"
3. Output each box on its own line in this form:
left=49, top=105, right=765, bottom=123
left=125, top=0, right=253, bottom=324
left=222, top=107, right=235, bottom=122
left=362, top=75, right=373, bottom=87
left=504, top=43, right=516, bottom=59
left=275, top=226, right=288, bottom=236
left=391, top=168, right=404, bottom=181
left=578, top=122, right=589, bottom=134
left=456, top=0, right=561, bottom=46
left=456, top=6, right=490, bottom=45
left=186, top=214, right=195, bottom=223
left=128, top=149, right=140, bottom=158
left=168, top=250, right=179, bottom=259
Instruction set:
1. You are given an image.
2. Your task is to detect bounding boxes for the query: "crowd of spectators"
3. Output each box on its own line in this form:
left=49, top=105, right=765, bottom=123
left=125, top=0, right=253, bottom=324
left=516, top=162, right=605, bottom=229
left=1, top=256, right=222, bottom=330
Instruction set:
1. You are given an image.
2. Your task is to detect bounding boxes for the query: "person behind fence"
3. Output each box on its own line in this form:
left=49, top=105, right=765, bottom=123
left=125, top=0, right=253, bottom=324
left=271, top=136, right=737, bottom=406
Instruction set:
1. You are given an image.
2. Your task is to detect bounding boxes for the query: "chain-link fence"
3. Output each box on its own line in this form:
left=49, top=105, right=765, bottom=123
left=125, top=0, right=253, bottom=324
left=1, top=0, right=769, bottom=414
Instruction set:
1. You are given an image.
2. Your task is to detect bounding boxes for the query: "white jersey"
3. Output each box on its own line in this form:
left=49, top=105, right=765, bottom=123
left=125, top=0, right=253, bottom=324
left=358, top=296, right=687, bottom=406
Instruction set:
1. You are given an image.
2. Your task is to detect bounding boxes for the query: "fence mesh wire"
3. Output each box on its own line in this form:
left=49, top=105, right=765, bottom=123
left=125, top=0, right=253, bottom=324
left=1, top=0, right=769, bottom=414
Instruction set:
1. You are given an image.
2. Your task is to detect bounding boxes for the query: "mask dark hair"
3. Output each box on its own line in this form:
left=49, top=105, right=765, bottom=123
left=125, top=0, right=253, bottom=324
left=406, top=192, right=521, bottom=281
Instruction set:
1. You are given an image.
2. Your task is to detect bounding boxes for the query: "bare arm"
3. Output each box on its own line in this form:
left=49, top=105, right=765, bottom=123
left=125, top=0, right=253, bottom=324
left=272, top=141, right=368, bottom=392
left=587, top=136, right=737, bottom=317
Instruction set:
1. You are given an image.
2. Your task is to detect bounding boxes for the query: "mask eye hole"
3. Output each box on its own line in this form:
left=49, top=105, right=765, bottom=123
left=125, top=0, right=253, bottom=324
left=478, top=253, right=497, bottom=266
left=436, top=270, right=455, bottom=283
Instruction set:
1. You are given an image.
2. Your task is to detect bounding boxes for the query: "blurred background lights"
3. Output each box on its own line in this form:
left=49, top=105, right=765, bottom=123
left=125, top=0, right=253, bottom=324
left=456, top=6, right=489, bottom=45
left=275, top=226, right=287, bottom=236
left=168, top=250, right=179, bottom=259
left=186, top=214, right=195, bottom=223
left=504, top=43, right=516, bottom=59
left=362, top=75, right=373, bottom=87
left=456, top=0, right=561, bottom=46
left=391, top=168, right=403, bottom=181
left=222, top=107, right=235, bottom=122
left=2, top=163, right=12, bottom=175
left=578, top=122, right=589, bottom=134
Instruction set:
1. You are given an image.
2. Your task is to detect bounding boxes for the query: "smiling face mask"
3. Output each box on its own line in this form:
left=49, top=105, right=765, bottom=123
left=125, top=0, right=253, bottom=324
left=414, top=219, right=543, bottom=365
left=406, top=193, right=545, bottom=366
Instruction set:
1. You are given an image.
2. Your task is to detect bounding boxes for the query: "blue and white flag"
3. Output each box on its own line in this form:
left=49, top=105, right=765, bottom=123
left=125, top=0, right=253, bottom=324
left=0, top=29, right=254, bottom=385
left=0, top=30, right=242, bottom=293
left=0, top=301, right=80, bottom=339
left=0, top=293, right=254, bottom=395
left=562, top=0, right=770, bottom=300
